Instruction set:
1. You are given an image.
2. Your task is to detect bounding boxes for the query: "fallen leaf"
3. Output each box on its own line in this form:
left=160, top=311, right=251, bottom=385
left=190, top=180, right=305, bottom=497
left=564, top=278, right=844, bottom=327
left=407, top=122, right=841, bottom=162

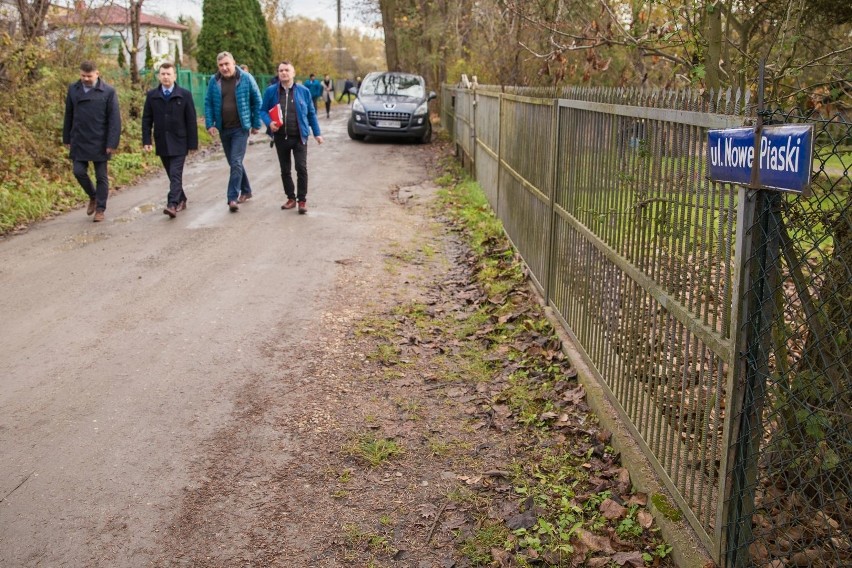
left=563, top=385, right=586, bottom=404
left=627, top=493, right=648, bottom=506
left=612, top=551, right=645, bottom=567
left=638, top=510, right=653, bottom=529
left=575, top=528, right=615, bottom=554
left=506, top=510, right=537, bottom=530
left=600, top=498, right=627, bottom=520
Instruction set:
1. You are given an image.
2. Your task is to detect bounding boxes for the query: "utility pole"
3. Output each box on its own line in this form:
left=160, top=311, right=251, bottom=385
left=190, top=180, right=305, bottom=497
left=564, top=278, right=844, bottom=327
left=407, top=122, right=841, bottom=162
left=336, top=0, right=342, bottom=75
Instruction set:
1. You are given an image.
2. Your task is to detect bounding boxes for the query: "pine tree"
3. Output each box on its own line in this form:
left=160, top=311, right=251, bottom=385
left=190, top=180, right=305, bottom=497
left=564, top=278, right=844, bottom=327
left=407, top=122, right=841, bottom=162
left=117, top=45, right=126, bottom=69
left=145, top=41, right=154, bottom=70
left=196, top=0, right=273, bottom=74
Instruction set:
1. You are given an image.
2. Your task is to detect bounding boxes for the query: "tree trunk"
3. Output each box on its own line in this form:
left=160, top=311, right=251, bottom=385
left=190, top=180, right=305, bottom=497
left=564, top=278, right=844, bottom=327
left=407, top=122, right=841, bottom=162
left=14, top=0, right=51, bottom=40
left=379, top=0, right=400, bottom=71
left=129, top=0, right=144, bottom=86
left=705, top=0, right=723, bottom=91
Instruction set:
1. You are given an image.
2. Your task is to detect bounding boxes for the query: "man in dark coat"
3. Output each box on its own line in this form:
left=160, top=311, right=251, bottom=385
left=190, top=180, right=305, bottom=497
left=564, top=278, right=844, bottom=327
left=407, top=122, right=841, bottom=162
left=142, top=62, right=199, bottom=218
left=62, top=60, right=121, bottom=223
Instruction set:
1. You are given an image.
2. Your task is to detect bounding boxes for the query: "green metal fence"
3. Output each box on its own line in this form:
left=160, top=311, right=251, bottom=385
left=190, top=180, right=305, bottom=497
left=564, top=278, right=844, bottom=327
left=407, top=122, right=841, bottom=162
left=441, top=84, right=851, bottom=566
left=173, top=69, right=275, bottom=115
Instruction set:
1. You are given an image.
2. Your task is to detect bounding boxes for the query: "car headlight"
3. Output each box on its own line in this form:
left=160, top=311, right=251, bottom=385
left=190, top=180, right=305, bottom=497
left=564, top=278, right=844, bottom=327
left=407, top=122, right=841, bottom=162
left=352, top=99, right=365, bottom=113
left=414, top=101, right=428, bottom=116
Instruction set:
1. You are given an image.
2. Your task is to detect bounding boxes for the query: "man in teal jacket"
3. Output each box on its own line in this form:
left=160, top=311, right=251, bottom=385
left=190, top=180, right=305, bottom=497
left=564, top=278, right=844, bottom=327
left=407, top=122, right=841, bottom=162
left=261, top=61, right=323, bottom=214
left=204, top=51, right=262, bottom=212
left=304, top=73, right=323, bottom=112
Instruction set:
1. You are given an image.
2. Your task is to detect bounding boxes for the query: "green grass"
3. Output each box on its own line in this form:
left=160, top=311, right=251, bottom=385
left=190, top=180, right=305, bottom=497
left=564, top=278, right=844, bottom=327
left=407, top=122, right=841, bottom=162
left=347, top=435, right=404, bottom=466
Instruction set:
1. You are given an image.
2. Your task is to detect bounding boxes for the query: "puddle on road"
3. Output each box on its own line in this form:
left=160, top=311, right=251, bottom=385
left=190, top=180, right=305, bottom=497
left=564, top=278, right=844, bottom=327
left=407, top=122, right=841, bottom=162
left=111, top=203, right=158, bottom=223
left=56, top=231, right=109, bottom=251
left=137, top=203, right=157, bottom=213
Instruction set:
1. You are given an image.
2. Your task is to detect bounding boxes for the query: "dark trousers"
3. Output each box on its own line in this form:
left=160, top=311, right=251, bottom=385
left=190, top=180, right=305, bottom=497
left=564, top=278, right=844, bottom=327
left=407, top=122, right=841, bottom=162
left=337, top=91, right=352, bottom=103
left=274, top=135, right=308, bottom=202
left=73, top=160, right=109, bottom=211
left=324, top=98, right=331, bottom=117
left=160, top=154, right=187, bottom=207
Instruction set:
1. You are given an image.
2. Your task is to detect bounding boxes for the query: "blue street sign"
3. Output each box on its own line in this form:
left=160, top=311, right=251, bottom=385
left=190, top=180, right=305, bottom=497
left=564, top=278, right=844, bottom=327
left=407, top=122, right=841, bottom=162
left=707, top=124, right=814, bottom=193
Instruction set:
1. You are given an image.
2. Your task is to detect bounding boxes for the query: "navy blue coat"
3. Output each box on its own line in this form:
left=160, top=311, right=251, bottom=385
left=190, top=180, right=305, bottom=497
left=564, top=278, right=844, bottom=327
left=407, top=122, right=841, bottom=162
left=62, top=78, right=121, bottom=162
left=142, top=84, right=198, bottom=157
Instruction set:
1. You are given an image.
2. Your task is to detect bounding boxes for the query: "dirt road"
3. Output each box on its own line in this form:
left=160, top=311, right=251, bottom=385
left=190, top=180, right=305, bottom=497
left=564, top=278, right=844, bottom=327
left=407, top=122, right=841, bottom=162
left=0, top=115, right=436, bottom=567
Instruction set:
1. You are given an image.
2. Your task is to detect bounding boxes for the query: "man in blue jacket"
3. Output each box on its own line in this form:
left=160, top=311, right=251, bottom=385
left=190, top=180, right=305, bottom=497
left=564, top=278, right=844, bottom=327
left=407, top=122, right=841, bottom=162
left=304, top=73, right=323, bottom=112
left=204, top=52, right=262, bottom=212
left=62, top=60, right=121, bottom=223
left=142, top=62, right=198, bottom=218
left=261, top=61, right=323, bottom=214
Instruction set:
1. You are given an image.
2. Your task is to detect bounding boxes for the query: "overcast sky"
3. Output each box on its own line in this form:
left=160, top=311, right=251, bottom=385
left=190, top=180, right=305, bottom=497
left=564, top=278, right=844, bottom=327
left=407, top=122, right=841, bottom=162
left=145, top=0, right=348, bottom=29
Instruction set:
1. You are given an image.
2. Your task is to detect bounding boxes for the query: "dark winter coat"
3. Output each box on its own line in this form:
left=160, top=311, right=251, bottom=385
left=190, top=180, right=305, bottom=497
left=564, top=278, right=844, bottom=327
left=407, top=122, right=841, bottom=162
left=62, top=78, right=121, bottom=162
left=142, top=84, right=199, bottom=157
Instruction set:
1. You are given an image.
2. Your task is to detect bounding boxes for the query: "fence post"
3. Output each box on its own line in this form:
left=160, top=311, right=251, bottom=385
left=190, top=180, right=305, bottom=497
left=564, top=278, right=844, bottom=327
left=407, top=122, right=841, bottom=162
left=723, top=60, right=783, bottom=567
left=496, top=91, right=503, bottom=219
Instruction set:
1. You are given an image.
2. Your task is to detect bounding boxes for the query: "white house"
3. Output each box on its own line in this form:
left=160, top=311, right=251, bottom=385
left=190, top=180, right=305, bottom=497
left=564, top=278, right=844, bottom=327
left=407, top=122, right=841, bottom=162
left=51, top=3, right=187, bottom=69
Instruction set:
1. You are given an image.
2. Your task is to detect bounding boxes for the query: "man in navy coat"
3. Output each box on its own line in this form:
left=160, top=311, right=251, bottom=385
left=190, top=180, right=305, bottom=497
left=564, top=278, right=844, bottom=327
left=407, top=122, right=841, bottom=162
left=63, top=60, right=121, bottom=222
left=142, top=62, right=199, bottom=218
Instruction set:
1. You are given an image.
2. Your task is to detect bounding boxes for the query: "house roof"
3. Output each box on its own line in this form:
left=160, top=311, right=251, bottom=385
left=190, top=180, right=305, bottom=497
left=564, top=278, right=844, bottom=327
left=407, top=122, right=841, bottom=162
left=53, top=5, right=187, bottom=31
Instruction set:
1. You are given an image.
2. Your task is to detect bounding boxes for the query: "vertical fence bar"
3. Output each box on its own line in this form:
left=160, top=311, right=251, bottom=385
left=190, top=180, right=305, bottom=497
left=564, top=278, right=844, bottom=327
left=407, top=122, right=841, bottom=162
left=545, top=99, right=560, bottom=304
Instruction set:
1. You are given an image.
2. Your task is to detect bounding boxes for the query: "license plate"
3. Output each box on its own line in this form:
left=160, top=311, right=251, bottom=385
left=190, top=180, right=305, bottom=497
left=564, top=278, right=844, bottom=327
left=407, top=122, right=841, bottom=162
left=376, top=120, right=401, bottom=128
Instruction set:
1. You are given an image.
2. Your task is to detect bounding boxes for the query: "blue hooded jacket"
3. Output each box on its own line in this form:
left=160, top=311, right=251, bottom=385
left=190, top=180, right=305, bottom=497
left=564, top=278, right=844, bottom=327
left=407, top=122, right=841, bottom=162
left=261, top=81, right=321, bottom=144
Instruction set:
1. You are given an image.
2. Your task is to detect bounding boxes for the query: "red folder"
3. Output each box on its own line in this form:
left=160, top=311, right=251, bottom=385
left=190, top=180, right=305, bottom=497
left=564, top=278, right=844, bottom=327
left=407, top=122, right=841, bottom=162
left=269, top=104, right=283, bottom=126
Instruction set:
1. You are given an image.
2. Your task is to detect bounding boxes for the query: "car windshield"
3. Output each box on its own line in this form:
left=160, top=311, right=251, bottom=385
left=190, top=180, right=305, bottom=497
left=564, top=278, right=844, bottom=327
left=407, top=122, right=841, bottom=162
left=360, top=74, right=425, bottom=98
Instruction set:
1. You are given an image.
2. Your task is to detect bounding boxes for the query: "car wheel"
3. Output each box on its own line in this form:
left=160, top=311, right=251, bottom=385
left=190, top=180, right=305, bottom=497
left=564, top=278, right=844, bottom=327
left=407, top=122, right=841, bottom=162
left=417, top=122, right=432, bottom=144
left=348, top=119, right=365, bottom=141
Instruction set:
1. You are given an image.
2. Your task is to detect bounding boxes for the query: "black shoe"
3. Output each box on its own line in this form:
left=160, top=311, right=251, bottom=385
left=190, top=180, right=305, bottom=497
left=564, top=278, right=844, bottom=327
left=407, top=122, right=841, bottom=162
left=228, top=201, right=239, bottom=212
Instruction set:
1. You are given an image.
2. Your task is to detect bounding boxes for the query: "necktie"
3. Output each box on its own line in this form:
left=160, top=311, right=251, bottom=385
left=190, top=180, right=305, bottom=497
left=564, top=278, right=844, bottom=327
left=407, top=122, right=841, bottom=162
left=163, top=89, right=171, bottom=97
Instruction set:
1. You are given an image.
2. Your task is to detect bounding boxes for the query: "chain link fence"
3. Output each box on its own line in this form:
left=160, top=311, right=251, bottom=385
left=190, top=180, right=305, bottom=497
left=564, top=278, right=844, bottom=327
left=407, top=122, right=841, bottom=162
left=724, top=109, right=851, bottom=567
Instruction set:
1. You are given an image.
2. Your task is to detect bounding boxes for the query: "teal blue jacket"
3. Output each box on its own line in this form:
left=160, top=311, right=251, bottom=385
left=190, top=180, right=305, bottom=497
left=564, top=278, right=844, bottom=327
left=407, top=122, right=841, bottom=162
left=204, top=68, right=262, bottom=131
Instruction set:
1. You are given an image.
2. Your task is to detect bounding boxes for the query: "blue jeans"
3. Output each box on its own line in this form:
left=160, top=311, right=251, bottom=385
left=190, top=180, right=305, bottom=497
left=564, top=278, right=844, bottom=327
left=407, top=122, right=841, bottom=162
left=220, top=127, right=252, bottom=203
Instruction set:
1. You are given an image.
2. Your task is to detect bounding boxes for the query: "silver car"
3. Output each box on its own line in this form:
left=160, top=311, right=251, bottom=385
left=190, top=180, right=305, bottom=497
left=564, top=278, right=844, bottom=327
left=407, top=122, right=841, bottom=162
left=347, top=72, right=437, bottom=144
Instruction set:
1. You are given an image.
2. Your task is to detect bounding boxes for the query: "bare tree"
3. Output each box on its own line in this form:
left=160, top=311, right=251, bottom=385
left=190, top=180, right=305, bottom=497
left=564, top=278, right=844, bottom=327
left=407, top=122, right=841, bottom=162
left=14, top=0, right=51, bottom=40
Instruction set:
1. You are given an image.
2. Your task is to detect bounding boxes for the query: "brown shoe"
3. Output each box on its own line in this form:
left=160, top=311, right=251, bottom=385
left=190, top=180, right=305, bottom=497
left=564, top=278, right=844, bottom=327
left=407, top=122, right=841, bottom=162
left=176, top=200, right=187, bottom=212
left=297, top=201, right=307, bottom=214
left=281, top=198, right=297, bottom=210
left=87, top=199, right=97, bottom=216
left=163, top=206, right=177, bottom=218
left=228, top=201, right=239, bottom=212
left=237, top=193, right=252, bottom=203
left=93, top=211, right=105, bottom=222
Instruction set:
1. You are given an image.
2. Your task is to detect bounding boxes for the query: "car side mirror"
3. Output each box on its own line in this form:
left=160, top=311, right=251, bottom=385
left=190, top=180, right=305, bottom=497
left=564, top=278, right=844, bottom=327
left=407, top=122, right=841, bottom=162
left=428, top=91, right=437, bottom=101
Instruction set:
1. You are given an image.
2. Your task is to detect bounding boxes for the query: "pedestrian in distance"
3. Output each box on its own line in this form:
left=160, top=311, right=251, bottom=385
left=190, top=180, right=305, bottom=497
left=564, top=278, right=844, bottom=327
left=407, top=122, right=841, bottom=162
left=337, top=77, right=354, bottom=103
left=304, top=73, right=323, bottom=112
left=142, top=61, right=198, bottom=219
left=204, top=51, right=263, bottom=213
left=261, top=61, right=323, bottom=215
left=62, top=60, right=121, bottom=223
left=321, top=74, right=334, bottom=118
